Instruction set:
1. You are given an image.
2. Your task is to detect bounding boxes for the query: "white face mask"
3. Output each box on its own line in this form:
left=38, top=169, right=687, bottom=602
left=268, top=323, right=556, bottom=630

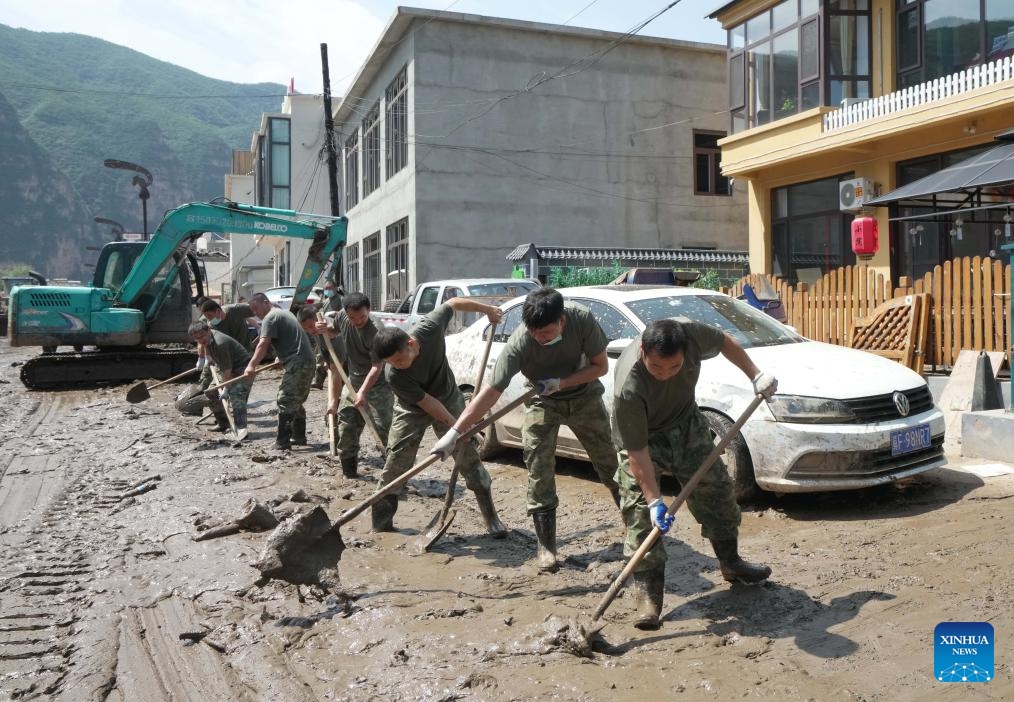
left=209, top=317, right=221, bottom=327
left=542, top=334, right=563, bottom=346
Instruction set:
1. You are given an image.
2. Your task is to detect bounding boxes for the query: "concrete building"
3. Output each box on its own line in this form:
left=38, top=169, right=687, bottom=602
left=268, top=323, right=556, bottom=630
left=708, top=0, right=1014, bottom=286
left=333, top=7, right=747, bottom=308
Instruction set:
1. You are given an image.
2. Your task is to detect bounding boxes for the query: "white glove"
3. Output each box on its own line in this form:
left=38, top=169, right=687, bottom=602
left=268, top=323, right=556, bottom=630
left=195, top=356, right=207, bottom=371
left=751, top=372, right=778, bottom=399
left=536, top=378, right=561, bottom=396
left=430, top=428, right=460, bottom=460
left=218, top=387, right=230, bottom=401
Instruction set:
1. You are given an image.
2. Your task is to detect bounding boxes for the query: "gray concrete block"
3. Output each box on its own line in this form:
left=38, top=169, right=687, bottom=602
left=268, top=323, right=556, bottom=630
left=960, top=409, right=1014, bottom=461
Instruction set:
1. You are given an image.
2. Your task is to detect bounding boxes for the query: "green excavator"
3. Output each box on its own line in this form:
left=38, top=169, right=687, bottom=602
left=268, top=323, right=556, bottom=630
left=8, top=201, right=347, bottom=389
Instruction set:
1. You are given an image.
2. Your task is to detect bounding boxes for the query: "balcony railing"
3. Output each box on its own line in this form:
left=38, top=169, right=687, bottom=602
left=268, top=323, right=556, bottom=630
left=823, top=56, right=1014, bottom=132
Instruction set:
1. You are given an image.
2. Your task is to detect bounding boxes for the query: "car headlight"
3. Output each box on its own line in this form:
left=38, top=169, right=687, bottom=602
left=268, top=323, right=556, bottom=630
left=766, top=395, right=856, bottom=424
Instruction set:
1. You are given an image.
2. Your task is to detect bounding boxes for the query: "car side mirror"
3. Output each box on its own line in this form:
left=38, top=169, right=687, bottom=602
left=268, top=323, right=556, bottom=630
left=606, top=338, right=633, bottom=358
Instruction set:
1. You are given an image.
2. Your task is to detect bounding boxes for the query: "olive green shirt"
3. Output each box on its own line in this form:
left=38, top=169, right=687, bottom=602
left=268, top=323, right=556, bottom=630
left=327, top=310, right=386, bottom=384
left=207, top=329, right=252, bottom=377
left=260, top=307, right=314, bottom=364
left=612, top=320, right=725, bottom=451
left=385, top=305, right=457, bottom=411
left=490, top=302, right=607, bottom=400
left=212, top=303, right=254, bottom=351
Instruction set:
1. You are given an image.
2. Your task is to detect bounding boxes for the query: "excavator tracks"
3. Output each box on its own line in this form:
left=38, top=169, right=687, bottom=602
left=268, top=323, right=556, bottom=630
left=20, top=348, right=198, bottom=390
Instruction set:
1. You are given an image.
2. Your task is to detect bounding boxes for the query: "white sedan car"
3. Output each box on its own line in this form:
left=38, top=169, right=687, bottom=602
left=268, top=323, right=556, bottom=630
left=445, top=285, right=946, bottom=502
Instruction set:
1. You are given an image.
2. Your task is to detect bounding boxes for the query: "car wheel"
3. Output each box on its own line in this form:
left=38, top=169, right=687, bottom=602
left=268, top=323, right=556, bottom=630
left=703, top=410, right=761, bottom=505
left=462, top=388, right=504, bottom=460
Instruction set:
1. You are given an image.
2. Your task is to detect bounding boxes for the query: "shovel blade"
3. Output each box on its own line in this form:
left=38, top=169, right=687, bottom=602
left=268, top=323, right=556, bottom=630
left=125, top=382, right=151, bottom=404
left=415, top=508, right=456, bottom=553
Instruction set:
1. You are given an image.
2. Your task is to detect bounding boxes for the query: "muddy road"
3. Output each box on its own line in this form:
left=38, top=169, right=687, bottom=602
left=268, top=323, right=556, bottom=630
left=1, top=341, right=1011, bottom=701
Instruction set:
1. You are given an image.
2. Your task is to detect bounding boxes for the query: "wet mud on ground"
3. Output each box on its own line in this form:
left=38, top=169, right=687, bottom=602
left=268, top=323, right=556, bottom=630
left=1, top=341, right=1012, bottom=701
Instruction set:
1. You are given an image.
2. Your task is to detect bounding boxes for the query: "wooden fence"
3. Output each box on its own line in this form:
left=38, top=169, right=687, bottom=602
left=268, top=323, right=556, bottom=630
left=724, top=256, right=1011, bottom=371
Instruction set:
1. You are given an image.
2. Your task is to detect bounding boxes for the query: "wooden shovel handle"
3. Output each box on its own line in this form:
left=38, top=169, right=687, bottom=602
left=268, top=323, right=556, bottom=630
left=204, top=360, right=281, bottom=394
left=145, top=366, right=199, bottom=391
left=333, top=386, right=538, bottom=528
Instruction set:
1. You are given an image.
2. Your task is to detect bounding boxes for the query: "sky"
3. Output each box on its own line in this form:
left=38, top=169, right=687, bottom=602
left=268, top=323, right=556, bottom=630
left=0, top=0, right=728, bottom=94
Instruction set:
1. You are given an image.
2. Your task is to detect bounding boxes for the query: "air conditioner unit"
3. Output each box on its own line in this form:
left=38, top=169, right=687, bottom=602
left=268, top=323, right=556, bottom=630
left=839, top=177, right=876, bottom=211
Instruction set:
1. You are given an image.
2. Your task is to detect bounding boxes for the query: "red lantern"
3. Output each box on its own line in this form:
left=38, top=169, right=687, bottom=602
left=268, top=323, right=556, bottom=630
left=851, top=216, right=879, bottom=256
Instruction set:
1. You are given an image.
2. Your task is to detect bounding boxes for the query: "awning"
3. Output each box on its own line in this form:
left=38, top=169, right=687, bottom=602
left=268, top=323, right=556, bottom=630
left=866, top=128, right=1014, bottom=206
left=505, top=244, right=748, bottom=265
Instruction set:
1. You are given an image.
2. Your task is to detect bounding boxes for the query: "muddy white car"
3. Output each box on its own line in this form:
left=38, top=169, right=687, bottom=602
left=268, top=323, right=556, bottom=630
left=445, top=285, right=946, bottom=502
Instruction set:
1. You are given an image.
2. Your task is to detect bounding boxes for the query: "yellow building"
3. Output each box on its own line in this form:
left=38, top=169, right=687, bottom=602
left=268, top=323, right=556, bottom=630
left=709, top=0, right=1014, bottom=285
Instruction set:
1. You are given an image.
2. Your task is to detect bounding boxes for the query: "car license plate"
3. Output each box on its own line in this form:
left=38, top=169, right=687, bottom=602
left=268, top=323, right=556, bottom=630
left=890, top=424, right=932, bottom=456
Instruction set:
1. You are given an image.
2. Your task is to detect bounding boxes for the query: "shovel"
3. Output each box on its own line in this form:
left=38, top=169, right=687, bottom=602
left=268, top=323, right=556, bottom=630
left=125, top=367, right=199, bottom=404
left=316, top=312, right=385, bottom=448
left=208, top=365, right=242, bottom=441
left=415, top=322, right=498, bottom=552
left=325, top=387, right=538, bottom=541
left=575, top=394, right=765, bottom=647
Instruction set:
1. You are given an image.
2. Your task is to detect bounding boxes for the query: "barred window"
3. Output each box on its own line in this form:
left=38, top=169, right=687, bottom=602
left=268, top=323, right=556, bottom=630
left=362, top=103, right=381, bottom=197
left=386, top=218, right=409, bottom=301
left=345, top=242, right=360, bottom=293
left=362, top=233, right=381, bottom=308
left=385, top=67, right=408, bottom=177
left=344, top=129, right=359, bottom=211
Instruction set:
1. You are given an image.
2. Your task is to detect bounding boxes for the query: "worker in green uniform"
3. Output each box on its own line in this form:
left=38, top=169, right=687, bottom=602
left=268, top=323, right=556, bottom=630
left=312, top=292, right=393, bottom=478
left=612, top=318, right=776, bottom=631
left=435, top=288, right=621, bottom=572
left=188, top=320, right=253, bottom=433
left=244, top=292, right=314, bottom=450
left=312, top=279, right=342, bottom=389
left=371, top=298, right=507, bottom=536
left=200, top=299, right=255, bottom=352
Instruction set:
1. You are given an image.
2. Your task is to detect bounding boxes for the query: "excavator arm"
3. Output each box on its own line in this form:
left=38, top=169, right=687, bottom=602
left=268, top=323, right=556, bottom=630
left=117, top=201, right=345, bottom=310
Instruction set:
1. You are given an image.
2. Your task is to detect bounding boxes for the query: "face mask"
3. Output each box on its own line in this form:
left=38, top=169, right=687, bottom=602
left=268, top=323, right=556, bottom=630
left=542, top=334, right=563, bottom=346
left=324, top=290, right=335, bottom=299
left=209, top=317, right=221, bottom=327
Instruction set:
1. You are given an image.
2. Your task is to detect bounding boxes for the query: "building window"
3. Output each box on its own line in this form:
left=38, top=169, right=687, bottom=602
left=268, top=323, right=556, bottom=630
left=257, top=117, right=290, bottom=208
left=693, top=131, right=731, bottom=196
left=344, top=129, right=359, bottom=211
left=896, top=0, right=1014, bottom=89
left=385, top=67, right=408, bottom=178
left=726, top=0, right=873, bottom=132
left=770, top=175, right=856, bottom=285
left=362, top=232, right=381, bottom=307
left=362, top=102, right=381, bottom=198
left=345, top=242, right=360, bottom=293
left=386, top=218, right=409, bottom=301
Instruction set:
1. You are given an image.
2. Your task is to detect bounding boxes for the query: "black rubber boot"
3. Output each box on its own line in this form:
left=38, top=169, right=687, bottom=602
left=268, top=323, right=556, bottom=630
left=473, top=487, right=507, bottom=538
left=211, top=410, right=231, bottom=432
left=631, top=570, right=665, bottom=630
left=291, top=413, right=307, bottom=445
left=274, top=412, right=294, bottom=450
left=531, top=509, right=558, bottom=572
left=371, top=494, right=398, bottom=532
left=711, top=538, right=772, bottom=585
left=340, top=457, right=358, bottom=478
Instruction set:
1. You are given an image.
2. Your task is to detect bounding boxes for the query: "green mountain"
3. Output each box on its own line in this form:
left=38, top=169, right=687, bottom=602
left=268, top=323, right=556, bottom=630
left=0, top=23, right=286, bottom=281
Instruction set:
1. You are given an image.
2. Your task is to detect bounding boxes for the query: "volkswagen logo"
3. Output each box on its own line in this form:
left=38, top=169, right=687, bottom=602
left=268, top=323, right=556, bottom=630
left=893, top=391, right=910, bottom=417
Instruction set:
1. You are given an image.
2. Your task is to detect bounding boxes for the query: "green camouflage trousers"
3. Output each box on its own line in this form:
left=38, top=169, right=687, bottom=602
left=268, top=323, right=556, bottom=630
left=336, top=378, right=393, bottom=461
left=522, top=394, right=619, bottom=514
left=277, top=358, right=314, bottom=417
left=617, top=408, right=741, bottom=575
left=380, top=390, right=492, bottom=492
left=198, top=365, right=251, bottom=416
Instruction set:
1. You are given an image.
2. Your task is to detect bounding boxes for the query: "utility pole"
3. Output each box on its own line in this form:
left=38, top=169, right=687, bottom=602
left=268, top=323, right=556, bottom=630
left=320, top=43, right=344, bottom=291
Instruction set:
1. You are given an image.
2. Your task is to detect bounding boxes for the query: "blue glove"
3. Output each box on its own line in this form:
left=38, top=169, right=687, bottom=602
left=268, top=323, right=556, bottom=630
left=536, top=378, right=561, bottom=396
left=648, top=497, right=674, bottom=534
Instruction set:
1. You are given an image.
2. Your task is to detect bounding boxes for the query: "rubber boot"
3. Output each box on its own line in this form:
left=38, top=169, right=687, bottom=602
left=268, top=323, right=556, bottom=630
left=371, top=494, right=398, bottom=532
left=291, top=413, right=307, bottom=446
left=211, top=410, right=230, bottom=433
left=274, top=412, right=294, bottom=450
left=340, top=457, right=358, bottom=478
left=473, top=487, right=507, bottom=538
left=711, top=538, right=772, bottom=585
left=631, top=570, right=665, bottom=630
left=531, top=509, right=558, bottom=572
